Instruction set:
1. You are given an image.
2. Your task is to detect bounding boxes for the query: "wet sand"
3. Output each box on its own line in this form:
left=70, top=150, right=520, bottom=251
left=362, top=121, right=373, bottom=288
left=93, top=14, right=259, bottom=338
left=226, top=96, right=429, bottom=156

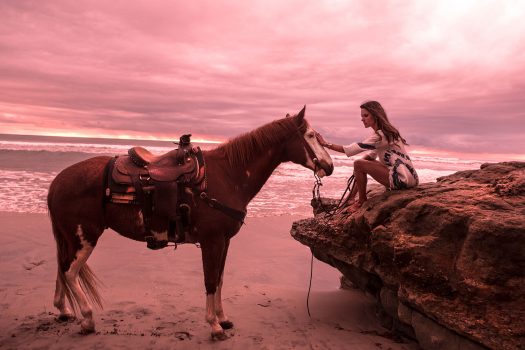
left=0, top=212, right=417, bottom=349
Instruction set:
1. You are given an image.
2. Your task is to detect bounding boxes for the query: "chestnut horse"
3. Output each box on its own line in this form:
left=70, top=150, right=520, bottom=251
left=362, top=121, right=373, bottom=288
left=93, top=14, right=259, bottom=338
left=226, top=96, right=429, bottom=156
left=47, top=107, right=333, bottom=339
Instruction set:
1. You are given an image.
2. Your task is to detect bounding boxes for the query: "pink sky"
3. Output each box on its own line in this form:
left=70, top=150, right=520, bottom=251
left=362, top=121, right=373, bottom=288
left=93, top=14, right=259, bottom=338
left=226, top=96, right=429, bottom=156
left=1, top=0, right=524, bottom=159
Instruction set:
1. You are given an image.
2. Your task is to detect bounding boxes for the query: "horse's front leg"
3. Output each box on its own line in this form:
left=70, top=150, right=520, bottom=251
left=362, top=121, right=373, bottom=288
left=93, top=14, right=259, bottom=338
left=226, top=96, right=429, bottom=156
left=215, top=239, right=233, bottom=329
left=201, top=237, right=228, bottom=340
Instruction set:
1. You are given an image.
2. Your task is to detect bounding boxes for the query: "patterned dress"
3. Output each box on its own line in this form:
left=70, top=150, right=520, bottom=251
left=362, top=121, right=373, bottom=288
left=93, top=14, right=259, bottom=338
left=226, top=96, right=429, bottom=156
left=343, top=130, right=419, bottom=190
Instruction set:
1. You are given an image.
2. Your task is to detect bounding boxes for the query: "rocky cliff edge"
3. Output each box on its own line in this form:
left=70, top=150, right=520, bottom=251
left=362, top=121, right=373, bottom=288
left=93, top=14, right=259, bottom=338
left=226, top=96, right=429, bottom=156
left=291, top=162, right=525, bottom=350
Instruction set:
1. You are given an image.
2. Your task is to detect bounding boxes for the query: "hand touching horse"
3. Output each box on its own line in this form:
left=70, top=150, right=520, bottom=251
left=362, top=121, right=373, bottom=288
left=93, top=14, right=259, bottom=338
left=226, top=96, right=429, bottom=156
left=47, top=107, right=333, bottom=339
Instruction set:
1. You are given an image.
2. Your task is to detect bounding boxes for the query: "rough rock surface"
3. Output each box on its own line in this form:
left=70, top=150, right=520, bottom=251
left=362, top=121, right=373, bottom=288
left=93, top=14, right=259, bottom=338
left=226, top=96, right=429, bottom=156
left=291, top=162, right=525, bottom=350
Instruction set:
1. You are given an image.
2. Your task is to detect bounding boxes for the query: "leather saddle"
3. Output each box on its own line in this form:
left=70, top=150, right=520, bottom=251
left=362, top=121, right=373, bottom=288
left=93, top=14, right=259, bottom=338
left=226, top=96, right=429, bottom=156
left=105, top=135, right=206, bottom=248
left=113, top=146, right=197, bottom=184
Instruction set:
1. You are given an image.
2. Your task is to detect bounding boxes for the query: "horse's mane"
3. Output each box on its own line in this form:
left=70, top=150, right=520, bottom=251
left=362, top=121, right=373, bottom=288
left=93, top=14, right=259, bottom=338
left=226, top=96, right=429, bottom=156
left=214, top=116, right=305, bottom=167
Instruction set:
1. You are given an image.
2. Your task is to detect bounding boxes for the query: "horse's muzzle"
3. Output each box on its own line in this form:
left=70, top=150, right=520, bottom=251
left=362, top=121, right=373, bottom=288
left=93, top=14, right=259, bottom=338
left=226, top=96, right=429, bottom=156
left=316, top=162, right=334, bottom=177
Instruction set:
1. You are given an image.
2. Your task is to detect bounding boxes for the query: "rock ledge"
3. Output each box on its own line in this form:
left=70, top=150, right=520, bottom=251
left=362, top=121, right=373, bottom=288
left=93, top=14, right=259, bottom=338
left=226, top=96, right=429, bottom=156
left=291, top=162, right=525, bottom=350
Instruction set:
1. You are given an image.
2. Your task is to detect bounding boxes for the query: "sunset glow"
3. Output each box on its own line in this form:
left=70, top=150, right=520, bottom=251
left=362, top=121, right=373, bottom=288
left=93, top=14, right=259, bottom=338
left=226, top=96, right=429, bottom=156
left=1, top=1, right=524, bottom=159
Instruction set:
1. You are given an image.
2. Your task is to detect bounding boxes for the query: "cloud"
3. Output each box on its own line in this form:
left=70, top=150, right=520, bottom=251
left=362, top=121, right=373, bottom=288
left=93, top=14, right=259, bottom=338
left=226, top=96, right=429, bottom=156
left=0, top=0, right=524, bottom=157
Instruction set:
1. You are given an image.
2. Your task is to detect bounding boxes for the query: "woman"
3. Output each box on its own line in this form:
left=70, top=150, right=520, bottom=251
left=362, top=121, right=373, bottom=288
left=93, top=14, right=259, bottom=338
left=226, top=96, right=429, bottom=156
left=317, top=101, right=418, bottom=212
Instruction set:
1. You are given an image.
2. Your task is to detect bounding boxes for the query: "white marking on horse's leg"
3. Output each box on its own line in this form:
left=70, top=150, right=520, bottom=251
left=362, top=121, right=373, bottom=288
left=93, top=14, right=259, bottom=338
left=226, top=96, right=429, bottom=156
left=136, top=210, right=144, bottom=227
left=214, top=273, right=228, bottom=323
left=151, top=230, right=168, bottom=241
left=53, top=271, right=73, bottom=318
left=65, top=225, right=95, bottom=332
left=206, top=293, right=223, bottom=335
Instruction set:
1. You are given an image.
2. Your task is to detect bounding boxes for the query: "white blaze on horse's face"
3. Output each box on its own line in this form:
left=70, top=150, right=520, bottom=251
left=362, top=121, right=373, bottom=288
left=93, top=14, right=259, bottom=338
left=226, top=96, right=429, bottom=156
left=302, top=122, right=334, bottom=177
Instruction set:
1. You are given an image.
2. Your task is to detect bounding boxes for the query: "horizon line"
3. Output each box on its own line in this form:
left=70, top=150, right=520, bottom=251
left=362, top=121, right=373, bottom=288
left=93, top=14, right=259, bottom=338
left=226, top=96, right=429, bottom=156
left=0, top=131, right=223, bottom=144
left=1, top=132, right=524, bottom=163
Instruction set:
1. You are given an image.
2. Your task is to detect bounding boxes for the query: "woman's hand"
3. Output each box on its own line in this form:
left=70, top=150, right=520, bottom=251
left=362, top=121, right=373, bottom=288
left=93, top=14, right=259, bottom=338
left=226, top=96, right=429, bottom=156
left=317, top=133, right=342, bottom=153
left=316, top=132, right=328, bottom=147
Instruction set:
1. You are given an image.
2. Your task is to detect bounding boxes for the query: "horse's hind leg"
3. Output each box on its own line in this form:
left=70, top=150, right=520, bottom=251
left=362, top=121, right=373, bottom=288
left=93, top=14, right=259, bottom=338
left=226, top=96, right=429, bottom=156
left=54, top=269, right=73, bottom=321
left=63, top=225, right=98, bottom=333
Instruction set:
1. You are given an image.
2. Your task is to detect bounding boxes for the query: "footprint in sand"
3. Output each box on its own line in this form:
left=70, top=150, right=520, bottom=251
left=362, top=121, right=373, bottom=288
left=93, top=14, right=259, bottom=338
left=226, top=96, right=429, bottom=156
left=251, top=335, right=264, bottom=344
left=22, top=259, right=46, bottom=271
left=102, top=318, right=119, bottom=325
left=35, top=320, right=55, bottom=332
left=173, top=331, right=192, bottom=340
left=129, top=306, right=153, bottom=319
left=157, top=321, right=178, bottom=329
left=115, top=300, right=135, bottom=307
left=105, top=309, right=125, bottom=317
left=257, top=300, right=272, bottom=308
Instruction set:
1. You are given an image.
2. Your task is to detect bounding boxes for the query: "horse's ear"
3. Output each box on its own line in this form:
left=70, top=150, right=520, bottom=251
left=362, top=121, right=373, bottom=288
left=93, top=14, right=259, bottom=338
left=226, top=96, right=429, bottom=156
left=296, top=105, right=306, bottom=123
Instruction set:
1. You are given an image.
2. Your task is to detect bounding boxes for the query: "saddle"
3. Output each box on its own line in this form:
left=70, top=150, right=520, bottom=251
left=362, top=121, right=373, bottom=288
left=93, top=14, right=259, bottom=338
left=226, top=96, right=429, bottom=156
left=105, top=134, right=206, bottom=249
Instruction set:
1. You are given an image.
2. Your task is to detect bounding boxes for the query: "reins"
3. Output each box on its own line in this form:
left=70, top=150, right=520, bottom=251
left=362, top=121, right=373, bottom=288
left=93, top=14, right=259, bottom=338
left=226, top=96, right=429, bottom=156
left=295, top=122, right=320, bottom=167
left=295, top=121, right=356, bottom=216
left=312, top=170, right=356, bottom=218
left=305, top=153, right=356, bottom=317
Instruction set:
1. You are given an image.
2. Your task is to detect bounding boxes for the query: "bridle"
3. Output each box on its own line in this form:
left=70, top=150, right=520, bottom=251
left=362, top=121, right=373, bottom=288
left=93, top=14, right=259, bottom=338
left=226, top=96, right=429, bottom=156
left=294, top=122, right=325, bottom=211
left=295, top=122, right=321, bottom=168
left=295, top=122, right=355, bottom=217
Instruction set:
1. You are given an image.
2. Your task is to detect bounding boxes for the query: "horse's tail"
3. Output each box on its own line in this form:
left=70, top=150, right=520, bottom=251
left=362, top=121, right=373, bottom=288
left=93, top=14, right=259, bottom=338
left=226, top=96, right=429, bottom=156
left=58, top=262, right=103, bottom=314
left=48, top=183, right=103, bottom=314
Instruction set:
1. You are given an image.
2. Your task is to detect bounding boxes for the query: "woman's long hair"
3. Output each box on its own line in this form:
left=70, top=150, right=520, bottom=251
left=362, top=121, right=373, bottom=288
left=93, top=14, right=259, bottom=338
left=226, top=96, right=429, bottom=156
left=360, top=101, right=407, bottom=145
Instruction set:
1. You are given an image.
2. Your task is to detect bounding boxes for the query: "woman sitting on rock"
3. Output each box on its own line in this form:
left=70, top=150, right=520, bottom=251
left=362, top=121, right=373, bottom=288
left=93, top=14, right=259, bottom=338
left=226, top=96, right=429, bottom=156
left=316, top=100, right=418, bottom=212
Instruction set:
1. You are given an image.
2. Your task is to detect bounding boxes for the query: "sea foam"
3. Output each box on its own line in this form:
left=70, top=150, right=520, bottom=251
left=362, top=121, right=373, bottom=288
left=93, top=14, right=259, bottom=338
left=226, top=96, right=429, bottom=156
left=0, top=135, right=480, bottom=217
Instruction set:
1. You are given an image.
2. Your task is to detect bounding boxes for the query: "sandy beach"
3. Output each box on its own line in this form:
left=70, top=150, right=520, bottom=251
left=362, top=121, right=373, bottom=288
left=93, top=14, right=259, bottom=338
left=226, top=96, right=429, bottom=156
left=0, top=212, right=417, bottom=349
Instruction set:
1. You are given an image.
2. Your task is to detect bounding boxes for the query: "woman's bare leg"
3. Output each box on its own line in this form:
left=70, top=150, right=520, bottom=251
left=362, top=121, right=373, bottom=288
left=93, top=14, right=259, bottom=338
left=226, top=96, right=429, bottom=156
left=353, top=159, right=390, bottom=204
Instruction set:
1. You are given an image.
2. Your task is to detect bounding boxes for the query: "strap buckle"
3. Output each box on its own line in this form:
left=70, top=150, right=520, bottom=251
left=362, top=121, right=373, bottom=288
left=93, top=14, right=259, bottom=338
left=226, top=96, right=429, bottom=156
left=139, top=174, right=151, bottom=181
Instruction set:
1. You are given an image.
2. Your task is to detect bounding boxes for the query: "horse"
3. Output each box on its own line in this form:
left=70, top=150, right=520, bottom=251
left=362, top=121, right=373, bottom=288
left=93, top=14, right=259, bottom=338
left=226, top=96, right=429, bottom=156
left=47, top=106, right=334, bottom=340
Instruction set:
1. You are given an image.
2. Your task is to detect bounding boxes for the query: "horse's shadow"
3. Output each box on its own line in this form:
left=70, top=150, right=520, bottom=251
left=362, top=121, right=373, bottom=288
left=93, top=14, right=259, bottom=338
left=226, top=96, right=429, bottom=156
left=6, top=312, right=78, bottom=340
left=6, top=311, right=196, bottom=341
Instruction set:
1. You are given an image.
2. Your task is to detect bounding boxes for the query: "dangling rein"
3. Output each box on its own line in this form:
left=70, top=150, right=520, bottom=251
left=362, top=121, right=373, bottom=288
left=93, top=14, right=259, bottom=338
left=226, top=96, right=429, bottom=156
left=313, top=175, right=356, bottom=218
left=302, top=129, right=356, bottom=317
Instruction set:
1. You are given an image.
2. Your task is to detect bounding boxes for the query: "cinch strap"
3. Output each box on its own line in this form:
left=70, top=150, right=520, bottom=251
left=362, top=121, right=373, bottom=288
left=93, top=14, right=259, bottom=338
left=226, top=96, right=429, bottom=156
left=198, top=191, right=246, bottom=224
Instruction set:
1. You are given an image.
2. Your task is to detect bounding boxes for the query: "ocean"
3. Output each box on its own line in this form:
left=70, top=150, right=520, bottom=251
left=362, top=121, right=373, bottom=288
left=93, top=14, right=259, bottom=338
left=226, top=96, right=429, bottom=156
left=0, top=133, right=486, bottom=217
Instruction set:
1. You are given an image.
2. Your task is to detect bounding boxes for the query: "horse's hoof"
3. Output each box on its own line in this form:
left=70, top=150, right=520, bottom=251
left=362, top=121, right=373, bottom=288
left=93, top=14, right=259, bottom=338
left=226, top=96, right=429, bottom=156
left=56, top=314, right=75, bottom=322
left=211, top=330, right=228, bottom=341
left=80, top=319, right=95, bottom=335
left=79, top=327, right=95, bottom=335
left=220, top=320, right=234, bottom=330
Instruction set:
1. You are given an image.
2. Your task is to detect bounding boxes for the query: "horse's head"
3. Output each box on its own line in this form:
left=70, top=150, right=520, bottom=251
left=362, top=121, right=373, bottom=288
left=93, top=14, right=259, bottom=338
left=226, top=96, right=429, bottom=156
left=284, top=106, right=334, bottom=177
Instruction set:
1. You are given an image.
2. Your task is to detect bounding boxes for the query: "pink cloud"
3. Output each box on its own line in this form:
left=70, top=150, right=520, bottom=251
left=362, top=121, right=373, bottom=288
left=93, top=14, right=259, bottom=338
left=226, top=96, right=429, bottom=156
left=0, top=0, right=524, bottom=158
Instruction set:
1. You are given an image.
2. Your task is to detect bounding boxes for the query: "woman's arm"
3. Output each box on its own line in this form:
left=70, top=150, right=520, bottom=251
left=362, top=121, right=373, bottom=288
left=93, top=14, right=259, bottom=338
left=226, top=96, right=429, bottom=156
left=316, top=133, right=345, bottom=153
left=323, top=142, right=345, bottom=153
left=317, top=131, right=384, bottom=157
